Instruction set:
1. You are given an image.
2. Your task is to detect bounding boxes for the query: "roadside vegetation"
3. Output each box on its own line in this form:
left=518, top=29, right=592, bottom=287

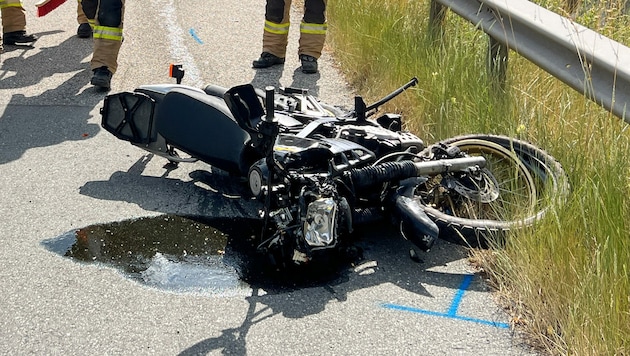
left=327, top=0, right=630, bottom=354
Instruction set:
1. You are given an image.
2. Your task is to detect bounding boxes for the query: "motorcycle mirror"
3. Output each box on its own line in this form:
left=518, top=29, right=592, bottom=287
left=355, top=96, right=367, bottom=122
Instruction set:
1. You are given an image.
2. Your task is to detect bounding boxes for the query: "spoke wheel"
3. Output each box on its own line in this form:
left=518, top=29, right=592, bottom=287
left=418, top=135, right=569, bottom=247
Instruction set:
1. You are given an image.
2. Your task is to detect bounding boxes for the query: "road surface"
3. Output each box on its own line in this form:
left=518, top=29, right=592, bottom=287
left=0, top=1, right=535, bottom=354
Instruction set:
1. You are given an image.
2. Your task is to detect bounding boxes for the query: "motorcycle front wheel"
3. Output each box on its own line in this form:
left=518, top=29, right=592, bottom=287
left=418, top=134, right=569, bottom=247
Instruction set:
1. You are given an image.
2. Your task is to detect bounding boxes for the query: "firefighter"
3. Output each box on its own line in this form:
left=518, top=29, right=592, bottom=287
left=77, top=0, right=92, bottom=38
left=81, top=0, right=124, bottom=89
left=252, top=0, right=327, bottom=74
left=0, top=0, right=37, bottom=49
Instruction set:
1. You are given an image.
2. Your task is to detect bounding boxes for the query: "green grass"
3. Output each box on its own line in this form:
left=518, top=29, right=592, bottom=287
left=327, top=1, right=630, bottom=354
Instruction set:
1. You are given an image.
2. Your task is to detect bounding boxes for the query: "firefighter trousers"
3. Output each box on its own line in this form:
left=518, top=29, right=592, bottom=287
left=0, top=0, right=26, bottom=34
left=77, top=0, right=88, bottom=25
left=262, top=0, right=327, bottom=59
left=81, top=0, right=125, bottom=74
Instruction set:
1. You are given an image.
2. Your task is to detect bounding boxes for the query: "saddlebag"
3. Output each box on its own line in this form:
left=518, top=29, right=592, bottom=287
left=101, top=92, right=157, bottom=144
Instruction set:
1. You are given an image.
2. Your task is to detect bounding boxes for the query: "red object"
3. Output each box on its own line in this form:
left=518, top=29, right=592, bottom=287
left=35, top=0, right=68, bottom=17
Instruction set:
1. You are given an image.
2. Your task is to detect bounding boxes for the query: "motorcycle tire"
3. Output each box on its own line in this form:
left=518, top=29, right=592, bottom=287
left=418, top=134, right=569, bottom=247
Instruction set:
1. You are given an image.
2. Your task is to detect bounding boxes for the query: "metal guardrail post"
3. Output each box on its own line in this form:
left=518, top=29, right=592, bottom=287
left=487, top=36, right=508, bottom=88
left=429, top=0, right=510, bottom=88
left=428, top=1, right=447, bottom=39
left=431, top=0, right=630, bottom=122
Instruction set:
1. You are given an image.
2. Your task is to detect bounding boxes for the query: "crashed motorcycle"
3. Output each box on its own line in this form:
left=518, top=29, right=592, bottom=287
left=100, top=65, right=568, bottom=267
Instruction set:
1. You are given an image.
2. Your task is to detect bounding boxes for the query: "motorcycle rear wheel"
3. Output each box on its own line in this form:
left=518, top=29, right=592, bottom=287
left=419, top=134, right=569, bottom=247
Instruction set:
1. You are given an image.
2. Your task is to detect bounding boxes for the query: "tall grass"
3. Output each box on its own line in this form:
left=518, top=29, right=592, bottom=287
left=327, top=0, right=630, bottom=354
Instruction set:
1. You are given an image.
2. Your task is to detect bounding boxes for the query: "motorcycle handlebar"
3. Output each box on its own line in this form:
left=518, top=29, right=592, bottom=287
left=347, top=155, right=486, bottom=189
left=413, top=156, right=486, bottom=175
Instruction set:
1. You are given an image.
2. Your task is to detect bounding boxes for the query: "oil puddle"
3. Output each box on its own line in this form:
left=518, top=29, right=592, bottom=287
left=43, top=215, right=265, bottom=297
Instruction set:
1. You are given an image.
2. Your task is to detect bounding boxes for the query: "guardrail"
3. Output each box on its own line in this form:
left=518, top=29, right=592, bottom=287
left=430, top=0, right=630, bottom=122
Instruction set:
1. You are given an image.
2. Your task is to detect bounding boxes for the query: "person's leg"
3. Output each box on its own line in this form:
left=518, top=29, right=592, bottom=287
left=1, top=0, right=37, bottom=45
left=77, top=0, right=92, bottom=38
left=298, top=0, right=326, bottom=73
left=253, top=0, right=291, bottom=68
left=89, top=0, right=125, bottom=89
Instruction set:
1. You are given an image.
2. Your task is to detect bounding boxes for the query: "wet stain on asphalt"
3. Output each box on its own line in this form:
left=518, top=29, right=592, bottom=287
left=42, top=214, right=353, bottom=296
left=43, top=215, right=264, bottom=296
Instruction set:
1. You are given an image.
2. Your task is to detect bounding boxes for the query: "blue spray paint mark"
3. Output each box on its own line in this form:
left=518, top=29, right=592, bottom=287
left=448, top=274, right=473, bottom=316
left=189, top=28, right=204, bottom=44
left=381, top=274, right=510, bottom=329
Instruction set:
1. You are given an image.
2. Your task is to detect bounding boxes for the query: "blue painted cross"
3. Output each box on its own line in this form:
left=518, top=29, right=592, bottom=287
left=382, top=274, right=510, bottom=329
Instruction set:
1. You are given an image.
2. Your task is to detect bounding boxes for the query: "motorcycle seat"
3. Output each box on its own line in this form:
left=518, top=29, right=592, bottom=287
left=155, top=87, right=254, bottom=175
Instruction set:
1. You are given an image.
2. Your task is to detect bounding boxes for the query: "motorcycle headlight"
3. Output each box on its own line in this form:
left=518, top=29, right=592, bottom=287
left=303, top=198, right=337, bottom=247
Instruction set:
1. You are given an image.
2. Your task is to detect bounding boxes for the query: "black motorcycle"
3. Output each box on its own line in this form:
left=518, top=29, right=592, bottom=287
left=100, top=65, right=569, bottom=267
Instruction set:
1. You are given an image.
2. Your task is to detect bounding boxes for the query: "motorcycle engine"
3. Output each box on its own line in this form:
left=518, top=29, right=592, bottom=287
left=253, top=135, right=360, bottom=264
left=265, top=134, right=377, bottom=176
left=293, top=179, right=353, bottom=263
left=253, top=121, right=423, bottom=265
left=337, top=123, right=425, bottom=157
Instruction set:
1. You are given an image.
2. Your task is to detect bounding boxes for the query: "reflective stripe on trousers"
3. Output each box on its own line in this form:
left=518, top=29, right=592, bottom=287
left=82, top=0, right=125, bottom=73
left=0, top=0, right=26, bottom=33
left=262, top=0, right=327, bottom=59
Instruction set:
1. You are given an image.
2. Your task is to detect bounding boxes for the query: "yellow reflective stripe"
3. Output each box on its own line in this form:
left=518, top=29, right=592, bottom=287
left=264, top=20, right=289, bottom=35
left=300, top=22, right=327, bottom=35
left=0, top=0, right=23, bottom=9
left=88, top=19, right=96, bottom=26
left=93, top=26, right=123, bottom=41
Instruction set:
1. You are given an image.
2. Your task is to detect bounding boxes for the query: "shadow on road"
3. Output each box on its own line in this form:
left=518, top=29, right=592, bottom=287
left=0, top=34, right=104, bottom=165
left=79, top=153, right=260, bottom=217
left=250, top=65, right=322, bottom=97
left=76, top=154, right=482, bottom=355
left=178, top=223, right=481, bottom=355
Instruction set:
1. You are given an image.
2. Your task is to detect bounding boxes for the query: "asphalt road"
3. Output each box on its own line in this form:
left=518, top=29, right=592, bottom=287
left=0, top=0, right=536, bottom=354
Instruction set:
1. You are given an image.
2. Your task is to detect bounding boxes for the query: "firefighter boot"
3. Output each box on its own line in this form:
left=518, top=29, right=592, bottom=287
left=253, top=52, right=285, bottom=68
left=77, top=23, right=92, bottom=38
left=3, top=31, right=38, bottom=45
left=300, top=54, right=318, bottom=74
left=91, top=66, right=112, bottom=89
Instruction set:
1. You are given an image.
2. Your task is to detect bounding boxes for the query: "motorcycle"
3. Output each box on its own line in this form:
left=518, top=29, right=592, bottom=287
left=100, top=64, right=569, bottom=267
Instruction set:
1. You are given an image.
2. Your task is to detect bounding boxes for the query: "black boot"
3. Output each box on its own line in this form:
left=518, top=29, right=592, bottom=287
left=299, top=54, right=318, bottom=74
left=3, top=31, right=38, bottom=45
left=91, top=66, right=112, bottom=90
left=252, top=52, right=285, bottom=68
left=77, top=23, right=92, bottom=38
